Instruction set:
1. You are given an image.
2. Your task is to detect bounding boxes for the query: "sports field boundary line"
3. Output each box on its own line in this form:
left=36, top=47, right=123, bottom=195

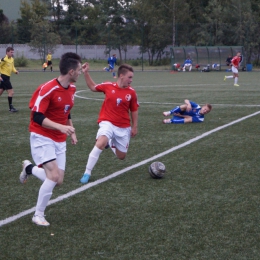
left=1, top=110, right=260, bottom=227
left=75, top=90, right=260, bottom=107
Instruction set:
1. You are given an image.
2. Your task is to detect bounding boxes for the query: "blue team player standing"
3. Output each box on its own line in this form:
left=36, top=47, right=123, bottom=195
left=162, top=99, right=212, bottom=124
left=103, top=54, right=117, bottom=78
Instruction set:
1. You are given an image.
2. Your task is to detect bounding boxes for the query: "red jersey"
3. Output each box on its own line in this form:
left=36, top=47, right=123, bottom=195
left=29, top=78, right=76, bottom=142
left=231, top=56, right=240, bottom=68
left=95, top=82, right=139, bottom=127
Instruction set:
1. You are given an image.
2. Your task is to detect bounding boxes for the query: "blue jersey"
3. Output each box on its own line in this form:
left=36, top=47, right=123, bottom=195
left=180, top=101, right=204, bottom=122
left=108, top=56, right=117, bottom=69
left=184, top=59, right=192, bottom=64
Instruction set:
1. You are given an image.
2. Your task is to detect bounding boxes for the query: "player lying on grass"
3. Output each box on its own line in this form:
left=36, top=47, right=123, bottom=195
left=163, top=99, right=212, bottom=124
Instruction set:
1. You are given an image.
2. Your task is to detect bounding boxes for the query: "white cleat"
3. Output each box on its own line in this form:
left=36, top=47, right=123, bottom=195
left=20, top=160, right=32, bottom=184
left=163, top=111, right=171, bottom=116
left=163, top=119, right=171, bottom=124
left=32, top=215, right=50, bottom=226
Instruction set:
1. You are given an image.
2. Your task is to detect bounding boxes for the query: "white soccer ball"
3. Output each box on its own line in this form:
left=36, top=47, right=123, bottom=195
left=148, top=161, right=166, bottom=179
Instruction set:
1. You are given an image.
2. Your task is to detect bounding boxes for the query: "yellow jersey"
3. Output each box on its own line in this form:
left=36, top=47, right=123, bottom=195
left=46, top=54, right=52, bottom=61
left=0, top=55, right=17, bottom=76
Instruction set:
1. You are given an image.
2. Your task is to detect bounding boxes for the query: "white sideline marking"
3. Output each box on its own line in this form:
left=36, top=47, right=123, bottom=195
left=1, top=111, right=260, bottom=227
left=75, top=90, right=260, bottom=107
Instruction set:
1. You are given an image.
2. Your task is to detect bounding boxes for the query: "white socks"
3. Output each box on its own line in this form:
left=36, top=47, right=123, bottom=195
left=85, top=146, right=103, bottom=175
left=35, top=178, right=57, bottom=216
left=32, top=166, right=46, bottom=182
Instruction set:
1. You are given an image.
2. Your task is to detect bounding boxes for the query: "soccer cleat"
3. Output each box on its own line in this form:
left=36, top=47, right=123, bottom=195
left=163, top=111, right=171, bottom=116
left=234, top=84, right=239, bottom=87
left=9, top=106, right=18, bottom=112
left=224, top=76, right=226, bottom=81
left=103, top=67, right=107, bottom=71
left=163, top=119, right=171, bottom=124
left=20, top=160, right=32, bottom=184
left=32, top=215, right=50, bottom=226
left=80, top=173, right=91, bottom=184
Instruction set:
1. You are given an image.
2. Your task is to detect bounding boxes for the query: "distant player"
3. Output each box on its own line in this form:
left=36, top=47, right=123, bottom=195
left=0, top=46, right=19, bottom=112
left=163, top=99, right=212, bottom=124
left=103, top=54, right=117, bottom=78
left=182, top=57, right=192, bottom=72
left=43, top=51, right=53, bottom=72
left=224, top=52, right=241, bottom=87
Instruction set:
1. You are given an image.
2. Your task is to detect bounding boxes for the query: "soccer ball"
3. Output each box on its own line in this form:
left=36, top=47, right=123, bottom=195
left=148, top=161, right=166, bottom=179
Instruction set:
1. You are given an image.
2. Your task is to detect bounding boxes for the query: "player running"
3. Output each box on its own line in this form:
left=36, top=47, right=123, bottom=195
left=80, top=63, right=139, bottom=184
left=19, top=53, right=86, bottom=226
left=224, top=52, right=241, bottom=87
left=103, top=54, right=117, bottom=78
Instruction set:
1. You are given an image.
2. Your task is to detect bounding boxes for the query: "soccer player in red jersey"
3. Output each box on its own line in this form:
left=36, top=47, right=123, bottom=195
left=224, top=52, right=241, bottom=87
left=80, top=63, right=139, bottom=184
left=19, top=52, right=85, bottom=226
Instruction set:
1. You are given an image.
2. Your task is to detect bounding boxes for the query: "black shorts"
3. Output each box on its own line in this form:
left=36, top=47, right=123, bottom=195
left=0, top=75, right=12, bottom=90
left=47, top=61, right=52, bottom=66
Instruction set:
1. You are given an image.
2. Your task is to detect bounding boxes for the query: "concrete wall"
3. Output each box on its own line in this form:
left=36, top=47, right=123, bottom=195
left=0, top=44, right=171, bottom=60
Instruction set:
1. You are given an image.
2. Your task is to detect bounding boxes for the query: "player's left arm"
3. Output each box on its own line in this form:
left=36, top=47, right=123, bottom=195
left=12, top=61, right=18, bottom=74
left=130, top=110, right=138, bottom=137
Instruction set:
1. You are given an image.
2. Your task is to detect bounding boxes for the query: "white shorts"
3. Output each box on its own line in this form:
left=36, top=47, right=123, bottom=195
left=232, top=66, right=238, bottom=74
left=97, top=121, right=131, bottom=153
left=30, top=133, right=66, bottom=170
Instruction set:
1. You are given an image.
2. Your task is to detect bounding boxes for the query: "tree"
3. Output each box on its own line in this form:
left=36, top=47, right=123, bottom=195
left=0, top=9, right=12, bottom=44
left=21, top=0, right=61, bottom=61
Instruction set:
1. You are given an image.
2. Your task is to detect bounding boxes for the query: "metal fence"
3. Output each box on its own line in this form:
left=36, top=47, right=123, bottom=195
left=170, top=46, right=245, bottom=71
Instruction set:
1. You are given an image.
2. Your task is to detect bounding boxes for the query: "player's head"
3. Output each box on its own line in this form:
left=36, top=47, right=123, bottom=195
left=117, top=64, right=134, bottom=87
left=236, top=52, right=241, bottom=57
left=59, top=52, right=82, bottom=76
left=113, top=54, right=116, bottom=57
left=6, top=47, right=14, bottom=57
left=200, top=103, right=212, bottom=115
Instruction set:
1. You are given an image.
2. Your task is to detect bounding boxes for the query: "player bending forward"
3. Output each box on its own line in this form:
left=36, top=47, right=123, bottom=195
left=163, top=99, right=212, bottom=124
left=80, top=63, right=139, bottom=184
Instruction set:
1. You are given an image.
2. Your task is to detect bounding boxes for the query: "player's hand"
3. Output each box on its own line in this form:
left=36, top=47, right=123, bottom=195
left=16, top=71, right=19, bottom=75
left=173, top=113, right=181, bottom=116
left=70, top=132, right=78, bottom=145
left=0, top=77, right=2, bottom=81
left=60, top=125, right=75, bottom=136
left=82, top=62, right=90, bottom=73
left=131, top=126, right=138, bottom=137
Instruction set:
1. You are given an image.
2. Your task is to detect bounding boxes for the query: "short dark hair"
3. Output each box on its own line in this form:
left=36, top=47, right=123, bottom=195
left=6, top=47, right=14, bottom=53
left=117, top=64, right=134, bottom=76
left=59, top=52, right=82, bottom=75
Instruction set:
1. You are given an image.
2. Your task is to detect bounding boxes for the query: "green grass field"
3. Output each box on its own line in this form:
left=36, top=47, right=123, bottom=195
left=0, top=70, right=260, bottom=259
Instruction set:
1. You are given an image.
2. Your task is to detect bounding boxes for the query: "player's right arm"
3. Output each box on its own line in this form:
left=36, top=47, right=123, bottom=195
left=82, top=62, right=97, bottom=92
left=33, top=112, right=75, bottom=136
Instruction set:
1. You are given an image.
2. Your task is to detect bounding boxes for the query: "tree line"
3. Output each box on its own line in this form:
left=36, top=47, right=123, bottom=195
left=0, top=0, right=260, bottom=65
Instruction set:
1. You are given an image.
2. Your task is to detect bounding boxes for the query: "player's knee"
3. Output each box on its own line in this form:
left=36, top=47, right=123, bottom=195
left=56, top=179, right=63, bottom=186
left=116, top=152, right=126, bottom=160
